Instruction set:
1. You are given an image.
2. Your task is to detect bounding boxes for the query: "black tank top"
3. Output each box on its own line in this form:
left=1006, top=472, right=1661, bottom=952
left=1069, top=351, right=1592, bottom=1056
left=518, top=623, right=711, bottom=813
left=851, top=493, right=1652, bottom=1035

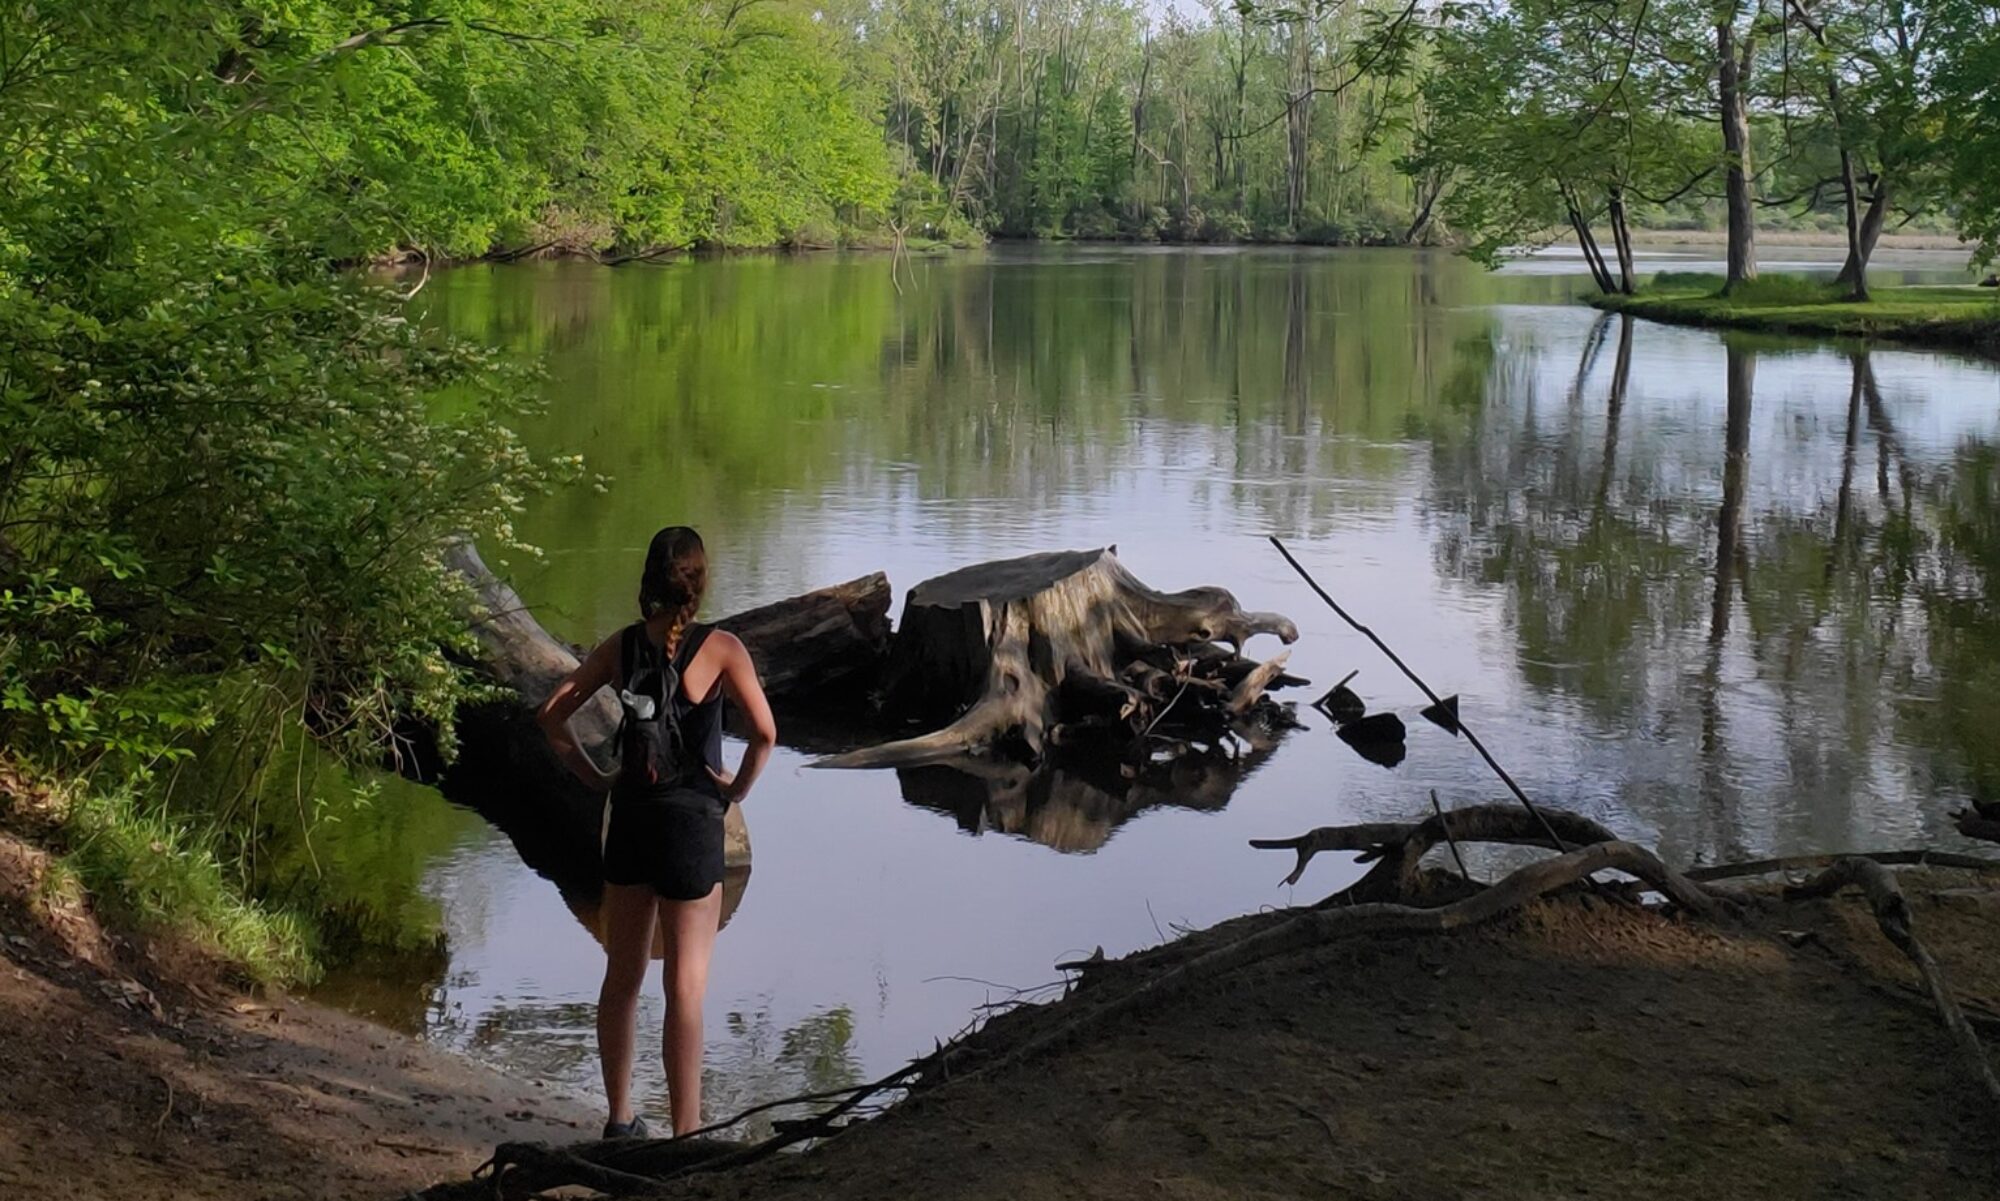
left=616, top=621, right=726, bottom=802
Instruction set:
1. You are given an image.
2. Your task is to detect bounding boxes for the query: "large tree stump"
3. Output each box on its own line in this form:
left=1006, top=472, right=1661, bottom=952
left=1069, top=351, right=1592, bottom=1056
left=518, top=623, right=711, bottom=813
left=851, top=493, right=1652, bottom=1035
left=818, top=549, right=1297, bottom=769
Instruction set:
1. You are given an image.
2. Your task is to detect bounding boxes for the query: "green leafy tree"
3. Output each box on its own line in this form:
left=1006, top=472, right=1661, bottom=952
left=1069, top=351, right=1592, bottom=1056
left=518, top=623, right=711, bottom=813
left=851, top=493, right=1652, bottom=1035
left=1933, top=0, right=2000, bottom=262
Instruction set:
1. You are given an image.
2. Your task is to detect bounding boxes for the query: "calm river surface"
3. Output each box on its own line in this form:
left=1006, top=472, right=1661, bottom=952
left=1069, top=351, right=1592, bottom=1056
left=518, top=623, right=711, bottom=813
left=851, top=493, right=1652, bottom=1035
left=316, top=244, right=1999, bottom=1129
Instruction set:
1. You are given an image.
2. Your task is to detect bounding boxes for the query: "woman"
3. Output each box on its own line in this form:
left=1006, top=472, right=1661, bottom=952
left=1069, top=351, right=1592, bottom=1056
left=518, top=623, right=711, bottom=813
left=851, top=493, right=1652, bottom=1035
left=536, top=526, right=777, bottom=1139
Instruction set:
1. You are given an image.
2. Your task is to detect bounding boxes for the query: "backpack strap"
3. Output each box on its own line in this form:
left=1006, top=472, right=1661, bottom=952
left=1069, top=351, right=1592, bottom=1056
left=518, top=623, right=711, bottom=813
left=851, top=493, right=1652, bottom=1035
left=673, top=623, right=713, bottom=671
left=618, top=623, right=639, bottom=684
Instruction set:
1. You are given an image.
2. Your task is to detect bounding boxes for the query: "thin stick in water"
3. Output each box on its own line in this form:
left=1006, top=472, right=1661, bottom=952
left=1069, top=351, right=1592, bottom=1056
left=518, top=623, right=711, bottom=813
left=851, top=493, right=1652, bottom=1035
left=1267, top=535, right=1569, bottom=853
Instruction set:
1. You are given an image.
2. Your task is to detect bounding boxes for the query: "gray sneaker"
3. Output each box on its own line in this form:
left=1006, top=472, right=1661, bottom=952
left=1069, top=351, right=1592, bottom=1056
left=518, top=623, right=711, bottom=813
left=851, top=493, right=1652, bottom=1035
left=602, top=1114, right=650, bottom=1140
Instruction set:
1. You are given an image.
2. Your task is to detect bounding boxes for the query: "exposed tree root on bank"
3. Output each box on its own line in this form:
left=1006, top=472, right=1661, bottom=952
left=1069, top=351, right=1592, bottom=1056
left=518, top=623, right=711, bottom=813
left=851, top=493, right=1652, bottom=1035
left=1687, top=848, right=2000, bottom=883
left=1784, top=857, right=2000, bottom=1100
left=1249, top=803, right=1626, bottom=897
left=421, top=804, right=2000, bottom=1200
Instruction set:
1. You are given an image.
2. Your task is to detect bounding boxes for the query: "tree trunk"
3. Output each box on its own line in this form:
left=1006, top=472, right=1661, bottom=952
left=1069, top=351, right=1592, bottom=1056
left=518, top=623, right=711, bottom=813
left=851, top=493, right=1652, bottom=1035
left=1562, top=186, right=1615, bottom=294
left=1130, top=32, right=1151, bottom=227
left=1608, top=187, right=1637, bottom=294
left=1405, top=172, right=1444, bottom=245
left=821, top=548, right=1298, bottom=769
left=1835, top=178, right=1889, bottom=295
left=1717, top=16, right=1758, bottom=292
left=1285, top=21, right=1313, bottom=228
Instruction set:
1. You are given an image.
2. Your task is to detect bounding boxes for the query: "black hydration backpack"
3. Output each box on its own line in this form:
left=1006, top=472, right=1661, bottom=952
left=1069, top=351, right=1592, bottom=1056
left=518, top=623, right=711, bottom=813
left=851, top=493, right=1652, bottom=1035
left=616, top=623, right=712, bottom=790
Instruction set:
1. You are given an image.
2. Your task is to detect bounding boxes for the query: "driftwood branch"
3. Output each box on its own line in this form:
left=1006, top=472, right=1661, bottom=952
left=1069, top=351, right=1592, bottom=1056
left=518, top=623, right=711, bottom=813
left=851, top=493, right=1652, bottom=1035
left=1249, top=803, right=1623, bottom=892
left=1784, top=858, right=2000, bottom=1101
left=1268, top=537, right=1570, bottom=852
left=436, top=1062, right=930, bottom=1199
left=1689, top=849, right=2000, bottom=883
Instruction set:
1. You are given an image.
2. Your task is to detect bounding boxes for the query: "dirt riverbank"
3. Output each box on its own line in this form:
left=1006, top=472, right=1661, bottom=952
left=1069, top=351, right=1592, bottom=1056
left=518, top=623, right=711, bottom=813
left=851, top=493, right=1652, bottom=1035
left=0, top=832, right=594, bottom=1201
left=433, top=859, right=2000, bottom=1201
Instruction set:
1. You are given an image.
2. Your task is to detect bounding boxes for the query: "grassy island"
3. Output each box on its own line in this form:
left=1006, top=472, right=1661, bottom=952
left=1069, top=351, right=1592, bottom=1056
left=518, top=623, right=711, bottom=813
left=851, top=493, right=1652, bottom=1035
left=1593, top=274, right=2000, bottom=357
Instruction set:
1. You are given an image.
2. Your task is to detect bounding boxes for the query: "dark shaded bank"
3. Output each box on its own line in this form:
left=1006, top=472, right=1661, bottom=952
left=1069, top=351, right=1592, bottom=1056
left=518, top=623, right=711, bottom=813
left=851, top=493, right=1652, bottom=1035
left=1591, top=287, right=2000, bottom=357
left=0, top=831, right=596, bottom=1201
left=678, top=879, right=2000, bottom=1201
left=418, top=807, right=2000, bottom=1201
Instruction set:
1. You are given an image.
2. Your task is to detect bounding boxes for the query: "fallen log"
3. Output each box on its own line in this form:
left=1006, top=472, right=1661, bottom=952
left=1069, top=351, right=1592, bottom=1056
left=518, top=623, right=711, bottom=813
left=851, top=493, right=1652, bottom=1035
left=446, top=540, right=891, bottom=710
left=1953, top=805, right=2000, bottom=847
left=711, top=573, right=894, bottom=699
left=817, top=548, right=1297, bottom=769
left=421, top=541, right=893, bottom=870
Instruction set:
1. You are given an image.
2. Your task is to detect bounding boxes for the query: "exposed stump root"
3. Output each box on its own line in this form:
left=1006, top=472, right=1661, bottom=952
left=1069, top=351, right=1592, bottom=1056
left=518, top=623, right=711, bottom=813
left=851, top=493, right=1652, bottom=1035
left=1953, top=802, right=2000, bottom=847
left=816, top=548, right=1299, bottom=769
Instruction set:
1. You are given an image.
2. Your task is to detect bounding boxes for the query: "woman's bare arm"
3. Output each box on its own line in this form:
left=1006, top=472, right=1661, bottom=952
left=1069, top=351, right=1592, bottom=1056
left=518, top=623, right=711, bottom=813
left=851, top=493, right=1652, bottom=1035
left=536, top=634, right=622, bottom=793
left=707, top=631, right=777, bottom=805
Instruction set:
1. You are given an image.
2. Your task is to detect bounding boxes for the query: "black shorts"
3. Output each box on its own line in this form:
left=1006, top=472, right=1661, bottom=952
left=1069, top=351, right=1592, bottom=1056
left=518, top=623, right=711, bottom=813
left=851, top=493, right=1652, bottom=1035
left=601, top=788, right=726, bottom=901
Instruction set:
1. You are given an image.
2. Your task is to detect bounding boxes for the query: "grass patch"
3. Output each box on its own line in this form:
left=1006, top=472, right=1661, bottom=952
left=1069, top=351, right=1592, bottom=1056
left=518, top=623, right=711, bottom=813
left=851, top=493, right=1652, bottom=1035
left=1594, top=274, right=2000, bottom=354
left=60, top=787, right=314, bottom=985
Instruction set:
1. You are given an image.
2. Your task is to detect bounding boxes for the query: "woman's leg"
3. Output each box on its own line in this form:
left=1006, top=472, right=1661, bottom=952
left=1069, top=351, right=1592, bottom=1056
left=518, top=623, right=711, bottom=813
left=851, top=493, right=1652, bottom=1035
left=598, top=882, right=659, bottom=1126
left=655, top=883, right=723, bottom=1136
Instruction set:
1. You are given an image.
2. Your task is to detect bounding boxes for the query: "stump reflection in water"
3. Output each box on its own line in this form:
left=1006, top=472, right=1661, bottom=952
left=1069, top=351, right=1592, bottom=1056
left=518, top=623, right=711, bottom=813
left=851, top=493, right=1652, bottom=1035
left=895, top=724, right=1289, bottom=854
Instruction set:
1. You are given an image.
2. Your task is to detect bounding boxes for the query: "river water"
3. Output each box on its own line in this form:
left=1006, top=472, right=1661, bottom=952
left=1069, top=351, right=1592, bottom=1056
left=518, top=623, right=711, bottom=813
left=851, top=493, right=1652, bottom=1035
left=314, top=244, right=1999, bottom=1130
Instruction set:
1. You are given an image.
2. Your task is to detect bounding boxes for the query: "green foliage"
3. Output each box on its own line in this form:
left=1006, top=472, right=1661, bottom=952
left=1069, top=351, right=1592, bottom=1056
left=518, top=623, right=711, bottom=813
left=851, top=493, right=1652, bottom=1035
left=881, top=0, right=1431, bottom=242
left=61, top=785, right=315, bottom=983
left=0, top=1, right=588, bottom=977
left=1408, top=0, right=1712, bottom=270
left=1934, top=1, right=2000, bottom=263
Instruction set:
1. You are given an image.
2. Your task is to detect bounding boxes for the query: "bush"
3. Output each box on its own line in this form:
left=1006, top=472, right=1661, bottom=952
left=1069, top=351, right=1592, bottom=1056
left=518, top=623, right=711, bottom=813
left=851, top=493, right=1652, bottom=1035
left=785, top=217, right=842, bottom=250
left=0, top=3, right=571, bottom=980
left=1197, top=209, right=1253, bottom=243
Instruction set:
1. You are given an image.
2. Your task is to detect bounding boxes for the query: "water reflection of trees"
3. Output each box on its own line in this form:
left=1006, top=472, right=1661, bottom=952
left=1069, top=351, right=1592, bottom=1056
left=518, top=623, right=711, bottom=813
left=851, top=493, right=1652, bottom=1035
left=1430, top=317, right=2000, bottom=863
left=705, top=1005, right=863, bottom=1140
left=418, top=252, right=1575, bottom=630
left=411, top=993, right=860, bottom=1141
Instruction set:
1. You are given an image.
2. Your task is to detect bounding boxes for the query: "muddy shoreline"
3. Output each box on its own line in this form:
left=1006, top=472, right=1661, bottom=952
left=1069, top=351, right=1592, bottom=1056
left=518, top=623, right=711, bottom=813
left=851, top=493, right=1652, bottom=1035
left=0, top=832, right=595, bottom=1201
left=421, top=852, right=2000, bottom=1201
left=10, top=808, right=2000, bottom=1200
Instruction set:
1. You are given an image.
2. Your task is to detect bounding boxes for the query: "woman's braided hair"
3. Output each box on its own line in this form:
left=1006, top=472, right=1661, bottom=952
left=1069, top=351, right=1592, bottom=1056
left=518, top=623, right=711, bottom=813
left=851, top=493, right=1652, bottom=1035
left=638, top=526, right=707, bottom=655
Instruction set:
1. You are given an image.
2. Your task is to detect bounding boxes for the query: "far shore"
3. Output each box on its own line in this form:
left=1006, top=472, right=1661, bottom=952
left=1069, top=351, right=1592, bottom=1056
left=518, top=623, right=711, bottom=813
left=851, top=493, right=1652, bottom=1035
left=1616, top=228, right=1972, bottom=253
left=365, top=225, right=1979, bottom=271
